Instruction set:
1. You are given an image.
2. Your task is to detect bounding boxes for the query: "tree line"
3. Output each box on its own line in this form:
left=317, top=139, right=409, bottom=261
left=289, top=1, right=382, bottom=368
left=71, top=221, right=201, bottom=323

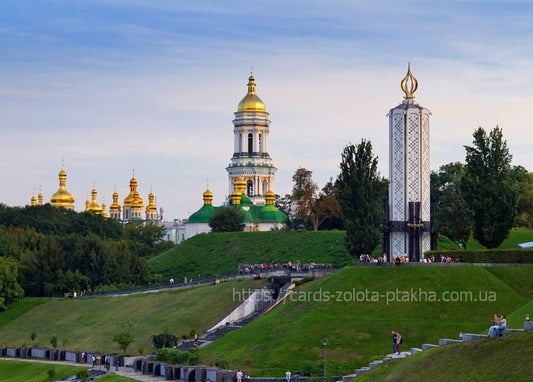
left=273, top=126, right=531, bottom=257
left=0, top=203, right=173, bottom=309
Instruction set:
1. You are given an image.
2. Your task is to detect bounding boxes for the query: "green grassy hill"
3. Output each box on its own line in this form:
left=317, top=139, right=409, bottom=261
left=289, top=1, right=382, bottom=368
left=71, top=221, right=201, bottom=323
left=148, top=230, right=352, bottom=282
left=356, top=331, right=532, bottom=382
left=0, top=279, right=263, bottom=354
left=147, top=229, right=533, bottom=283
left=197, top=266, right=533, bottom=377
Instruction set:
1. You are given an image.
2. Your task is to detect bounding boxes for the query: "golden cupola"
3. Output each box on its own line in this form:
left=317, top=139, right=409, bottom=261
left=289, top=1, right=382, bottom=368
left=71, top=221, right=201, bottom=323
left=86, top=185, right=103, bottom=215
left=145, top=191, right=158, bottom=221
left=109, top=189, right=121, bottom=220
left=50, top=166, right=75, bottom=210
left=202, top=188, right=214, bottom=206
left=264, top=188, right=275, bottom=205
left=237, top=73, right=266, bottom=112
left=123, top=174, right=144, bottom=209
left=30, top=191, right=37, bottom=206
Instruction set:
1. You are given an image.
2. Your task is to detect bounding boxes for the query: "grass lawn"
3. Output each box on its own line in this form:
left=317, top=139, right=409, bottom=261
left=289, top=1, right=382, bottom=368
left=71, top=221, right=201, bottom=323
left=356, top=331, right=533, bottom=382
left=0, top=359, right=88, bottom=382
left=148, top=230, right=352, bottom=283
left=198, top=266, right=533, bottom=377
left=0, top=278, right=263, bottom=354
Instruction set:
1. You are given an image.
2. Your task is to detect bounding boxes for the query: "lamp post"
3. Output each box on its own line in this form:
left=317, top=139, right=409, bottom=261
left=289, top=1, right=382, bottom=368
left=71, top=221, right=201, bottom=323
left=322, top=338, right=328, bottom=382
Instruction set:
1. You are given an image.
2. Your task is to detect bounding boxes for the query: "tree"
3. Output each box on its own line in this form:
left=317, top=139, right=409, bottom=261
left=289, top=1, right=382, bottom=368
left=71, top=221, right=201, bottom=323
left=123, top=221, right=168, bottom=257
left=431, top=162, right=472, bottom=249
left=291, top=168, right=319, bottom=229
left=0, top=257, right=25, bottom=310
left=311, top=179, right=343, bottom=230
left=336, top=140, right=388, bottom=258
left=112, top=321, right=135, bottom=355
left=209, top=207, right=245, bottom=233
left=462, top=126, right=519, bottom=248
left=514, top=167, right=533, bottom=228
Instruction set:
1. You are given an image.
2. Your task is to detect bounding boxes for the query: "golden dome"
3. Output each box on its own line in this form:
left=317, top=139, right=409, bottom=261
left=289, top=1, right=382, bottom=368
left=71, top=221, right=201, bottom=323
left=123, top=175, right=143, bottom=209
left=30, top=193, right=37, bottom=206
left=237, top=74, right=266, bottom=112
left=146, top=191, right=157, bottom=213
left=86, top=186, right=103, bottom=215
left=265, top=188, right=275, bottom=205
left=110, top=190, right=121, bottom=212
left=50, top=166, right=75, bottom=209
left=202, top=188, right=214, bottom=206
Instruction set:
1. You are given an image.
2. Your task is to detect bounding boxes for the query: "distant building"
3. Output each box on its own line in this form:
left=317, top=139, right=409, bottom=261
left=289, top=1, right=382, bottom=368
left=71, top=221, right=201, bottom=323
left=33, top=166, right=160, bottom=224
left=186, top=73, right=287, bottom=239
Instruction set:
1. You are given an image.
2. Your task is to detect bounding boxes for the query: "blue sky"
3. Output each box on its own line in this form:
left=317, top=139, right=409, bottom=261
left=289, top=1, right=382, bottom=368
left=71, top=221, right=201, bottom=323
left=1, top=1, right=532, bottom=220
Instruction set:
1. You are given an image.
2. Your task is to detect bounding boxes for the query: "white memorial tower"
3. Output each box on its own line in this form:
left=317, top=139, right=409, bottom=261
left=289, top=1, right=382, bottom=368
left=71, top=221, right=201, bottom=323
left=383, top=64, right=434, bottom=262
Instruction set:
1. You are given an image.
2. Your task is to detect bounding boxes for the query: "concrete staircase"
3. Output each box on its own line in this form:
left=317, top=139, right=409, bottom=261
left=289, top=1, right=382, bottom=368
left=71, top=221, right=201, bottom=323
left=342, top=321, right=532, bottom=381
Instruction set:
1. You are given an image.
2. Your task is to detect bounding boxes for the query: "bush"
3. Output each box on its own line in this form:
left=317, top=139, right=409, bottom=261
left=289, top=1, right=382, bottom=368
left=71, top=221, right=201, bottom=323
left=155, top=348, right=199, bottom=365
left=152, top=333, right=179, bottom=349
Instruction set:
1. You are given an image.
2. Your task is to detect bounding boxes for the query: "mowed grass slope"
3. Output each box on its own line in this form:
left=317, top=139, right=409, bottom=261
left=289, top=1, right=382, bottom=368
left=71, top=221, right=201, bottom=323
left=198, top=266, right=533, bottom=377
left=0, top=360, right=88, bottom=382
left=356, top=331, right=533, bottom=382
left=0, top=279, right=263, bottom=354
left=148, top=231, right=352, bottom=282
left=148, top=229, right=533, bottom=284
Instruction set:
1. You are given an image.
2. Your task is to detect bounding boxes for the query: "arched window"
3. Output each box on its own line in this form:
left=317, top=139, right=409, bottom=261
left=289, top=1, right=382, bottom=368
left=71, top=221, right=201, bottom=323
left=262, top=180, right=269, bottom=195
left=258, top=133, right=262, bottom=153
left=248, top=133, right=253, bottom=156
left=247, top=181, right=253, bottom=196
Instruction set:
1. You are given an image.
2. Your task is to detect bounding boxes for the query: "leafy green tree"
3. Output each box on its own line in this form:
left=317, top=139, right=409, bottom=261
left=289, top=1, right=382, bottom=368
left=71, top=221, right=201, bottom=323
left=0, top=257, right=25, bottom=310
left=291, top=168, right=319, bottom=229
left=112, top=321, right=135, bottom=355
left=313, top=179, right=343, bottom=230
left=336, top=140, right=388, bottom=258
left=514, top=167, right=533, bottom=228
left=123, top=221, right=168, bottom=257
left=431, top=162, right=473, bottom=249
left=462, top=126, right=519, bottom=248
left=209, top=207, right=245, bottom=233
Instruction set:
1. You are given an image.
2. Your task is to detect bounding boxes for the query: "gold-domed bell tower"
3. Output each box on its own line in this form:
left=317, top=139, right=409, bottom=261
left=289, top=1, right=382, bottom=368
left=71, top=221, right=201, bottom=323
left=50, top=165, right=75, bottom=210
left=226, top=72, right=277, bottom=206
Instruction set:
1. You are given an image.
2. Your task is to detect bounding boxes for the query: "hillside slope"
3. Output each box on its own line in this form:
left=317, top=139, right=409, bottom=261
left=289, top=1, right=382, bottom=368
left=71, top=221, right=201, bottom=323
left=148, top=230, right=352, bottom=282
left=198, top=265, right=533, bottom=376
left=356, top=331, right=532, bottom=381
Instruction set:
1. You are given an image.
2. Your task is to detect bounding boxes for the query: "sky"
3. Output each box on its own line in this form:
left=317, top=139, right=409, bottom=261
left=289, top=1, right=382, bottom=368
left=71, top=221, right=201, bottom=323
left=1, top=0, right=533, bottom=221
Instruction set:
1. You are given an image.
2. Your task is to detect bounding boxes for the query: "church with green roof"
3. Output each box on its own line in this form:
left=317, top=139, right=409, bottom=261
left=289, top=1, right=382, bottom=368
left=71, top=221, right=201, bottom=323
left=185, top=73, right=287, bottom=239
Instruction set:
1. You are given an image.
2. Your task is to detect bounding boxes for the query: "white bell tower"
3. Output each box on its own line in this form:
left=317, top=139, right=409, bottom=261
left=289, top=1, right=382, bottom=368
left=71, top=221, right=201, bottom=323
left=226, top=73, right=277, bottom=205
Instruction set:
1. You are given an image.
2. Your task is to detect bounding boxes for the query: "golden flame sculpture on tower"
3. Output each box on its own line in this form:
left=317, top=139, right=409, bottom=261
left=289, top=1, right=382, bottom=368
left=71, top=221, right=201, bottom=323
left=401, top=62, right=418, bottom=99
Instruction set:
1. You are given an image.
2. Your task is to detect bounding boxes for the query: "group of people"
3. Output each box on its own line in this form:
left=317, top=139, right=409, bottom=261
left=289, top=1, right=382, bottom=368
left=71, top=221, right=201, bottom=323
left=488, top=314, right=507, bottom=337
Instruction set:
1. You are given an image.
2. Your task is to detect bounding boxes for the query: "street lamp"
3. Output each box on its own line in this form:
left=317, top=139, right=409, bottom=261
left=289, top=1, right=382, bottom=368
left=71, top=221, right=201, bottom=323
left=322, top=338, right=328, bottom=382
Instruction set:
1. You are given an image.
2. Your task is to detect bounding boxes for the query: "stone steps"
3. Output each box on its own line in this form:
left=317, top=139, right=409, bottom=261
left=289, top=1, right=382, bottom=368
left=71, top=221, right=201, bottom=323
left=342, top=322, right=532, bottom=380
